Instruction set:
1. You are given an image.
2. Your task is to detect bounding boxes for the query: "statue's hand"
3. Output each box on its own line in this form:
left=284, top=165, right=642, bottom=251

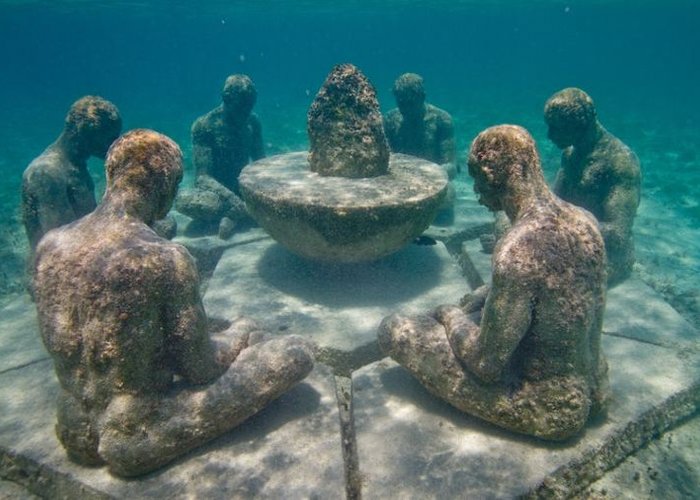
left=459, top=284, right=490, bottom=313
left=432, top=304, right=479, bottom=366
left=212, top=316, right=268, bottom=366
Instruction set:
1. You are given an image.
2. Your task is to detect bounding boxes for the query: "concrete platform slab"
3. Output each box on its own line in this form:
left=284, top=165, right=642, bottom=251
left=0, top=359, right=344, bottom=499
left=0, top=295, right=46, bottom=373
left=605, top=277, right=699, bottom=348
left=203, top=228, right=470, bottom=357
left=353, top=332, right=700, bottom=498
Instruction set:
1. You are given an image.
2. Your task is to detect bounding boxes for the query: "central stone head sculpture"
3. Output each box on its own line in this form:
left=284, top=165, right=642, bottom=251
left=239, top=63, right=448, bottom=262
left=307, top=63, right=390, bottom=178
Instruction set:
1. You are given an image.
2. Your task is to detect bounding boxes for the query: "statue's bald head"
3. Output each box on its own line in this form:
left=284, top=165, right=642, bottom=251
left=105, top=129, right=183, bottom=221
left=467, top=125, right=544, bottom=212
left=393, top=73, right=426, bottom=117
left=222, top=74, right=257, bottom=117
left=65, top=96, right=122, bottom=158
left=544, top=88, right=597, bottom=149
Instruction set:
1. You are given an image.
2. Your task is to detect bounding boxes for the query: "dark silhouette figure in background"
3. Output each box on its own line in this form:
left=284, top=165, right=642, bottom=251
left=384, top=73, right=456, bottom=224
left=176, top=74, right=265, bottom=238
left=545, top=87, right=641, bottom=285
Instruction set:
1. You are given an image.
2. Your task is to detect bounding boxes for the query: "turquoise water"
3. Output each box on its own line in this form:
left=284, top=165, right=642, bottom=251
left=0, top=1, right=699, bottom=496
left=3, top=1, right=694, bottom=297
left=2, top=0, right=698, bottom=304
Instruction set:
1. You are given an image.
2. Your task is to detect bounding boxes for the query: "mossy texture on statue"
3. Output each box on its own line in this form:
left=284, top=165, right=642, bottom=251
left=307, top=63, right=389, bottom=178
left=240, top=63, right=447, bottom=262
left=240, top=152, right=446, bottom=262
left=545, top=87, right=641, bottom=285
left=33, top=129, right=313, bottom=477
left=379, top=125, right=609, bottom=441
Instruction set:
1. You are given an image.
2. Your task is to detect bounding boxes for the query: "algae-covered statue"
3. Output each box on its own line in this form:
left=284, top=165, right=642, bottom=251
left=34, top=129, right=313, bottom=477
left=384, top=73, right=457, bottom=224
left=239, top=63, right=447, bottom=262
left=384, top=73, right=456, bottom=168
left=379, top=125, right=609, bottom=441
left=21, top=96, right=122, bottom=255
left=176, top=74, right=265, bottom=238
left=545, top=87, right=641, bottom=285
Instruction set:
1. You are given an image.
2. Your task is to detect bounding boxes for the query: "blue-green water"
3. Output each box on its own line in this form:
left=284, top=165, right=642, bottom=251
left=2, top=0, right=699, bottom=302
left=0, top=1, right=699, bottom=495
left=2, top=2, right=694, bottom=276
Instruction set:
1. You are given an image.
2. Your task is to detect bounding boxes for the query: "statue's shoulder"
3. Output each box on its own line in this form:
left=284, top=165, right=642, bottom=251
left=23, top=150, right=68, bottom=192
left=492, top=223, right=540, bottom=279
left=427, top=104, right=452, bottom=123
left=192, top=107, right=223, bottom=135
left=384, top=108, right=401, bottom=123
left=594, top=132, right=640, bottom=182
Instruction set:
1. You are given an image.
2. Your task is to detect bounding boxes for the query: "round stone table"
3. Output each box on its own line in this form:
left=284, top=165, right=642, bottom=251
left=239, top=152, right=448, bottom=262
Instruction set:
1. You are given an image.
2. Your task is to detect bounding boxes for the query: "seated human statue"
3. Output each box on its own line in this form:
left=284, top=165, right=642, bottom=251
left=545, top=87, right=641, bottom=285
left=21, top=96, right=122, bottom=258
left=33, top=129, right=313, bottom=477
left=384, top=72, right=457, bottom=225
left=21, top=97, right=176, bottom=263
left=176, top=74, right=266, bottom=239
left=379, top=125, right=610, bottom=441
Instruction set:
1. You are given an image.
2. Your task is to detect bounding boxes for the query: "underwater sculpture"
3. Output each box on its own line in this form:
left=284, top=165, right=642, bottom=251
left=384, top=72, right=456, bottom=168
left=384, top=72, right=457, bottom=224
left=33, top=129, right=314, bottom=477
left=239, top=63, right=448, bottom=262
left=379, top=125, right=610, bottom=441
left=21, top=96, right=122, bottom=255
left=545, top=87, right=641, bottom=285
left=176, top=74, right=265, bottom=238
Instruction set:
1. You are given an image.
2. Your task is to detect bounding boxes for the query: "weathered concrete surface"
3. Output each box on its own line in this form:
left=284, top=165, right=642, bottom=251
left=0, top=295, right=46, bottom=372
left=240, top=152, right=448, bottom=262
left=353, top=330, right=700, bottom=498
left=580, top=410, right=700, bottom=499
left=605, top=276, right=699, bottom=348
left=202, top=228, right=469, bottom=357
left=0, top=298, right=344, bottom=499
left=423, top=177, right=493, bottom=247
left=0, top=478, right=40, bottom=499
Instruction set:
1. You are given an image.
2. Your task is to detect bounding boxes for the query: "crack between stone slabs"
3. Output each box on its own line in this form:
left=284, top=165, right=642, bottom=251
left=436, top=222, right=493, bottom=254
left=433, top=230, right=488, bottom=291
left=334, top=375, right=362, bottom=500
left=455, top=242, right=485, bottom=290
left=602, top=330, right=700, bottom=360
left=524, top=380, right=700, bottom=499
left=636, top=271, right=700, bottom=333
left=0, top=356, right=50, bottom=376
left=601, top=330, right=671, bottom=348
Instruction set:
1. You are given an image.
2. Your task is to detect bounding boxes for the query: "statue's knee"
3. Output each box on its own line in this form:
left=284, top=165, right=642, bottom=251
left=55, top=394, right=103, bottom=466
left=98, top=410, right=153, bottom=477
left=533, top=389, right=591, bottom=441
left=377, top=314, right=403, bottom=355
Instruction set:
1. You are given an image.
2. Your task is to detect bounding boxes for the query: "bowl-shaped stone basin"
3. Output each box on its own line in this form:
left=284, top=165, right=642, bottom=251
left=239, top=152, right=448, bottom=262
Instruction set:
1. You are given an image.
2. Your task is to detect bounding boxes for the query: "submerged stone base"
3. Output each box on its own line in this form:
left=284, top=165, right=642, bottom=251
left=0, top=183, right=698, bottom=498
left=201, top=228, right=469, bottom=362
left=239, top=152, right=447, bottom=262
